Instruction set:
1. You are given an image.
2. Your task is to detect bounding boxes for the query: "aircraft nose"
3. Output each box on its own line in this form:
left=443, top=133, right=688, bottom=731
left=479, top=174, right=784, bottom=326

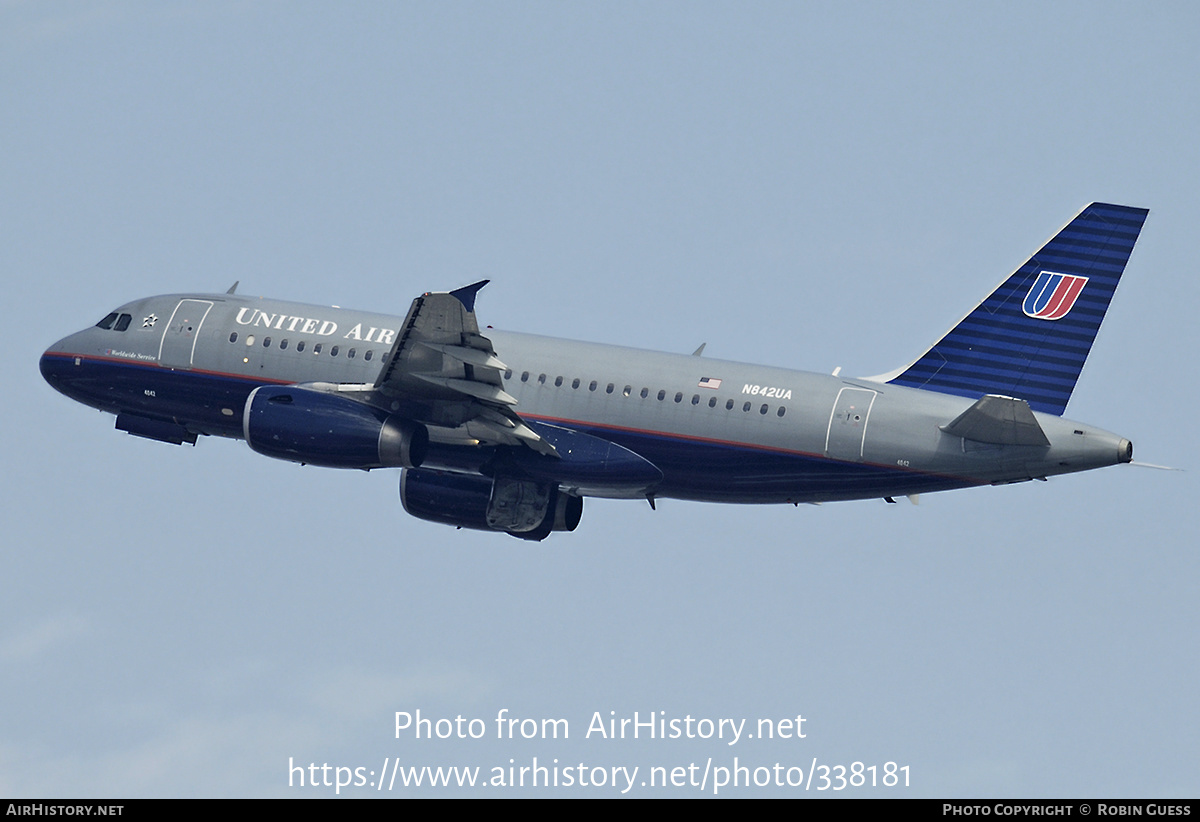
left=40, top=332, right=87, bottom=397
left=40, top=340, right=70, bottom=391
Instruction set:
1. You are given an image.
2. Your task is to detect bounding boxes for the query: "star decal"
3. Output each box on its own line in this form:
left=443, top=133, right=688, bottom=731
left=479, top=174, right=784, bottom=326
left=142, top=314, right=158, bottom=328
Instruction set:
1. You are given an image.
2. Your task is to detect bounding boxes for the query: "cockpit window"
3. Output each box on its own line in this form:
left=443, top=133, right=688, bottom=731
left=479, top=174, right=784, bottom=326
left=96, top=312, right=133, bottom=331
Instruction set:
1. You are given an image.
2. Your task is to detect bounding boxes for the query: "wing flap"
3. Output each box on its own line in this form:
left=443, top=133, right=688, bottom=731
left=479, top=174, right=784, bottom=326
left=419, top=341, right=508, bottom=372
left=373, top=281, right=558, bottom=457
left=411, top=374, right=518, bottom=406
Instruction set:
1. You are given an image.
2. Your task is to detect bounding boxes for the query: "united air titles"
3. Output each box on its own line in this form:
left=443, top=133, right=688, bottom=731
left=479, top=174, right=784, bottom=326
left=234, top=307, right=397, bottom=345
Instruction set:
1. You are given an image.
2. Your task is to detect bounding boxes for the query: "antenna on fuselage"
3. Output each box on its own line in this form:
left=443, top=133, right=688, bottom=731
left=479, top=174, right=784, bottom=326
left=226, top=281, right=240, bottom=295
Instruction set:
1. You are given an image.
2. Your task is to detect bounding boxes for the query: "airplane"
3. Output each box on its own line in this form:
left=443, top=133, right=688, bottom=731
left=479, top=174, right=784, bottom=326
left=41, top=202, right=1147, bottom=540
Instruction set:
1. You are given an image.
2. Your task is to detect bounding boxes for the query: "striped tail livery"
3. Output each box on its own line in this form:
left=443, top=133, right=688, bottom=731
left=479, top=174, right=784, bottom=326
left=884, top=202, right=1148, bottom=416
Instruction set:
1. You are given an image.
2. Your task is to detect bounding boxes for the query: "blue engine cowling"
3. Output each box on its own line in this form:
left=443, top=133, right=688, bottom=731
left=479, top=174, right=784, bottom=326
left=399, top=468, right=582, bottom=541
left=243, top=385, right=428, bottom=469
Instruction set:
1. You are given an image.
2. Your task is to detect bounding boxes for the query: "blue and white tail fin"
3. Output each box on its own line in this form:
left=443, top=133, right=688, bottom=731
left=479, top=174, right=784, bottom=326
left=873, top=202, right=1148, bottom=416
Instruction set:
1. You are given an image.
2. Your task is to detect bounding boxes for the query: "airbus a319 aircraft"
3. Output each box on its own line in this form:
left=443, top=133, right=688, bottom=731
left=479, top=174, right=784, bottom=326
left=42, top=203, right=1147, bottom=540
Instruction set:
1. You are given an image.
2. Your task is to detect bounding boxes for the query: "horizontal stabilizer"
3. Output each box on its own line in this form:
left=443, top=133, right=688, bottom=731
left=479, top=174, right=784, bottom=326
left=941, top=395, right=1050, bottom=446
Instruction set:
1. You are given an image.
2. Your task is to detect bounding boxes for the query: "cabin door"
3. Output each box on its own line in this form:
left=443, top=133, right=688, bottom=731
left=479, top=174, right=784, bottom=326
left=158, top=299, right=214, bottom=369
left=825, top=387, right=877, bottom=462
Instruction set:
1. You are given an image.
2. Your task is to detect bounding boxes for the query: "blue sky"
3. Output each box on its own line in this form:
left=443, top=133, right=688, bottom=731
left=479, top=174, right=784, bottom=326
left=2, top=1, right=1197, bottom=796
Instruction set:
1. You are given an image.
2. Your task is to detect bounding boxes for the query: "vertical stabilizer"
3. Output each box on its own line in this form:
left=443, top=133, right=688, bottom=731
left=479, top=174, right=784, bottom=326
left=877, top=203, right=1148, bottom=415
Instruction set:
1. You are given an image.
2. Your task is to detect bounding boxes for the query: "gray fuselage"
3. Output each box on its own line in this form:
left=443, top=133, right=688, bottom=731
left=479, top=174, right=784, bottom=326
left=41, top=292, right=1131, bottom=506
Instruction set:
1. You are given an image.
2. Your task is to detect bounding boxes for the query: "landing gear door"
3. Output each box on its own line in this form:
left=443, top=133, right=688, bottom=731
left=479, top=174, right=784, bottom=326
left=825, top=387, right=877, bottom=462
left=158, top=299, right=214, bottom=369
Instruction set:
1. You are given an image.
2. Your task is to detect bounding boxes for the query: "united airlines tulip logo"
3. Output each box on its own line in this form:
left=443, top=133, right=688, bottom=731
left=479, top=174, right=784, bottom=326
left=1023, top=271, right=1088, bottom=321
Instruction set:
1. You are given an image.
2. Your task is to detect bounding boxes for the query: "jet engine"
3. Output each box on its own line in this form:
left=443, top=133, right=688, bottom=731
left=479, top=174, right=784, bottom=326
left=399, top=468, right=582, bottom=541
left=243, top=385, right=427, bottom=469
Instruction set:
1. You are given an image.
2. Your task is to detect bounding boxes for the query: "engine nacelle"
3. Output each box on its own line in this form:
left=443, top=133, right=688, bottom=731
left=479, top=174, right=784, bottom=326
left=243, top=385, right=427, bottom=469
left=399, top=468, right=582, bottom=541
left=541, top=487, right=585, bottom=538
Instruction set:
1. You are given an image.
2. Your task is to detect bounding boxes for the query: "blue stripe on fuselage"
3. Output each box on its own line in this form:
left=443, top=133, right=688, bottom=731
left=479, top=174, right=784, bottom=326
left=519, top=413, right=978, bottom=503
left=42, top=351, right=980, bottom=503
left=39, top=351, right=264, bottom=438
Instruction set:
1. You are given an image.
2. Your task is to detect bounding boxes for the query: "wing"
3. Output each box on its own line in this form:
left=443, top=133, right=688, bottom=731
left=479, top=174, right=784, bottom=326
left=372, top=281, right=558, bottom=457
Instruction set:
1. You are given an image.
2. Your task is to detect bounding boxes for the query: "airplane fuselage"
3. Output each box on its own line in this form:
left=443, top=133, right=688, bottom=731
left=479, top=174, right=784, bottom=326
left=40, top=291, right=1131, bottom=509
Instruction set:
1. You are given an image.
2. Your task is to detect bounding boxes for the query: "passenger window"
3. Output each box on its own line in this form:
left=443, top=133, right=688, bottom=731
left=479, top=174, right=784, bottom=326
left=743, top=402, right=751, bottom=412
left=95, top=312, right=118, bottom=330
left=658, top=390, right=666, bottom=401
left=674, top=392, right=683, bottom=403
left=691, top=394, right=700, bottom=405
left=726, top=399, right=734, bottom=410
left=623, top=385, right=632, bottom=397
left=708, top=397, right=717, bottom=408
left=572, top=378, right=580, bottom=389
left=263, top=337, right=271, bottom=347
left=504, top=369, right=512, bottom=380
left=229, top=332, right=238, bottom=343
left=365, top=350, right=373, bottom=361
left=348, top=348, right=355, bottom=358
left=641, top=388, right=649, bottom=399
left=521, top=372, right=530, bottom=382
left=297, top=341, right=306, bottom=352
left=589, top=381, right=598, bottom=392
left=538, top=373, right=547, bottom=384
left=760, top=404, right=768, bottom=415
left=777, top=407, right=786, bottom=417
left=245, top=335, right=255, bottom=346
left=280, top=339, right=288, bottom=350
left=330, top=346, right=339, bottom=357
left=313, top=343, right=322, bottom=354
left=606, top=383, right=614, bottom=394
left=555, top=376, right=563, bottom=387
left=114, top=314, right=132, bottom=332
